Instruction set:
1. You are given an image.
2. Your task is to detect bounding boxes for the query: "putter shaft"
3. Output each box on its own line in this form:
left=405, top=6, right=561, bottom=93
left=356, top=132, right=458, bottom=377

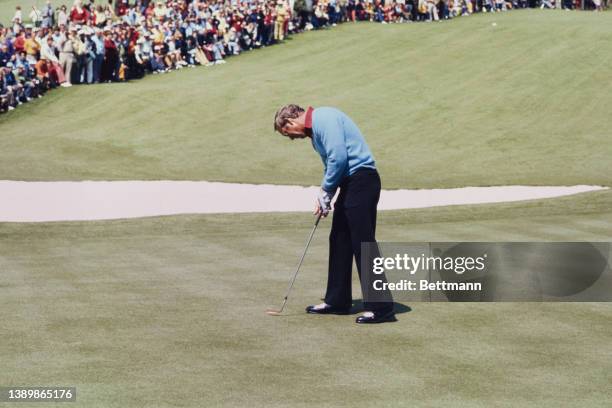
left=268, top=214, right=322, bottom=315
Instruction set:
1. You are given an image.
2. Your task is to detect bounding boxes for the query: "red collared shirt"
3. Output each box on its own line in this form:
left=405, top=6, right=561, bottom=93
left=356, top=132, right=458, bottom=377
left=305, top=106, right=314, bottom=130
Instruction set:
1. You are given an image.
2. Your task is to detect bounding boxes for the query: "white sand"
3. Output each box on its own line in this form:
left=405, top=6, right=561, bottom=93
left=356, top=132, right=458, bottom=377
left=0, top=181, right=605, bottom=222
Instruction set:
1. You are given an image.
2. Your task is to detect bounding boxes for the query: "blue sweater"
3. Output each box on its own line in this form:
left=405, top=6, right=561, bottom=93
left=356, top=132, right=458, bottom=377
left=310, top=107, right=376, bottom=192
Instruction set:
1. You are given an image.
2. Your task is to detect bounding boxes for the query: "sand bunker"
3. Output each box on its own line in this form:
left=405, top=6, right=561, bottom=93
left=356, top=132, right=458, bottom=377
left=0, top=181, right=605, bottom=222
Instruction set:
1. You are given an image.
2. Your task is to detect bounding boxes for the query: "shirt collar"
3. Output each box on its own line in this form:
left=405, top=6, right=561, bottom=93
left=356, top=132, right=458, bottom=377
left=304, top=106, right=313, bottom=130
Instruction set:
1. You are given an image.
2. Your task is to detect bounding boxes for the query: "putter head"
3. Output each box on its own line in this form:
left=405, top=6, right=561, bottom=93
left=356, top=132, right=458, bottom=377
left=265, top=308, right=282, bottom=316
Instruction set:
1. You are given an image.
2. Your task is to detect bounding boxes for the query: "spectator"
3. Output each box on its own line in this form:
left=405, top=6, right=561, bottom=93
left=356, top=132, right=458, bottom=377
left=263, top=6, right=274, bottom=43
left=91, top=28, right=105, bottom=82
left=58, top=5, right=69, bottom=27
left=41, top=35, right=68, bottom=86
left=30, top=6, right=43, bottom=27
left=42, top=0, right=55, bottom=28
left=0, top=0, right=592, bottom=116
left=274, top=0, right=289, bottom=41
left=59, top=27, right=77, bottom=85
left=13, top=31, right=26, bottom=54
left=3, top=63, right=24, bottom=106
left=23, top=31, right=40, bottom=64
left=426, top=0, right=440, bottom=20
left=12, top=6, right=23, bottom=32
left=0, top=43, right=12, bottom=67
left=347, top=0, right=357, bottom=21
left=94, top=5, right=107, bottom=27
left=77, top=28, right=95, bottom=83
left=102, top=28, right=119, bottom=81
left=70, top=0, right=90, bottom=25
left=154, top=1, right=168, bottom=20
left=14, top=63, right=38, bottom=100
left=131, top=36, right=150, bottom=78
left=314, top=3, right=329, bottom=27
left=35, top=56, right=54, bottom=92
left=1, top=66, right=17, bottom=111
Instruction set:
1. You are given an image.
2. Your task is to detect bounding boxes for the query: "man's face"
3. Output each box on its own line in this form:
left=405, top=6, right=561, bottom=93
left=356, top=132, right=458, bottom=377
left=280, top=118, right=307, bottom=140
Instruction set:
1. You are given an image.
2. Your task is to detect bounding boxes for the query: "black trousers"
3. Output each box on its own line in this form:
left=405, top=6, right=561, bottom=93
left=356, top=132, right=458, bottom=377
left=324, top=168, right=394, bottom=313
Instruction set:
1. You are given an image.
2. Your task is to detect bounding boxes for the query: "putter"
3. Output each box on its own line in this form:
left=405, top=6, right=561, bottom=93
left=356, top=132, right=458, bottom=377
left=266, top=213, right=322, bottom=316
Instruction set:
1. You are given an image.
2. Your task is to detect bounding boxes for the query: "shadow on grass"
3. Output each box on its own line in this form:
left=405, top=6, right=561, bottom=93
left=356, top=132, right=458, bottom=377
left=267, top=301, right=411, bottom=318
left=351, top=299, right=412, bottom=315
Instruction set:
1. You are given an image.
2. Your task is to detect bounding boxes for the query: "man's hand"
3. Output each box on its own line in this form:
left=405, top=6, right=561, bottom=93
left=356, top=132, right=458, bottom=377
left=314, top=188, right=334, bottom=217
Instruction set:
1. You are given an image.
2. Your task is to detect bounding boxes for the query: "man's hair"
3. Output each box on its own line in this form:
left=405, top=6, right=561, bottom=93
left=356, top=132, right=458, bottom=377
left=274, top=104, right=304, bottom=133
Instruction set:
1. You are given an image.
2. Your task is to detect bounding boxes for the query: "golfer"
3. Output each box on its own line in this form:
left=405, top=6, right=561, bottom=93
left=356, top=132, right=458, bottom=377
left=274, top=104, right=395, bottom=324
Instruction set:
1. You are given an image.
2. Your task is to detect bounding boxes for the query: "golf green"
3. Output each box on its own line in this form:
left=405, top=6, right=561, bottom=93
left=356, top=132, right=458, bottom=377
left=1, top=190, right=611, bottom=407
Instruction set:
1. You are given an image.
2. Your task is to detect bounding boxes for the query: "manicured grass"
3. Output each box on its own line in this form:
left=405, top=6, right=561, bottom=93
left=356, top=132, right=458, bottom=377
left=0, top=0, right=43, bottom=24
left=0, top=10, right=611, bottom=188
left=1, top=191, right=611, bottom=407
left=0, top=0, right=109, bottom=24
left=1, top=9, right=611, bottom=407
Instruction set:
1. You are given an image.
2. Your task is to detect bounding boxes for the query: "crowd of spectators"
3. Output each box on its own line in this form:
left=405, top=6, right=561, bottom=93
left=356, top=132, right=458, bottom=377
left=1, top=0, right=607, bottom=113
